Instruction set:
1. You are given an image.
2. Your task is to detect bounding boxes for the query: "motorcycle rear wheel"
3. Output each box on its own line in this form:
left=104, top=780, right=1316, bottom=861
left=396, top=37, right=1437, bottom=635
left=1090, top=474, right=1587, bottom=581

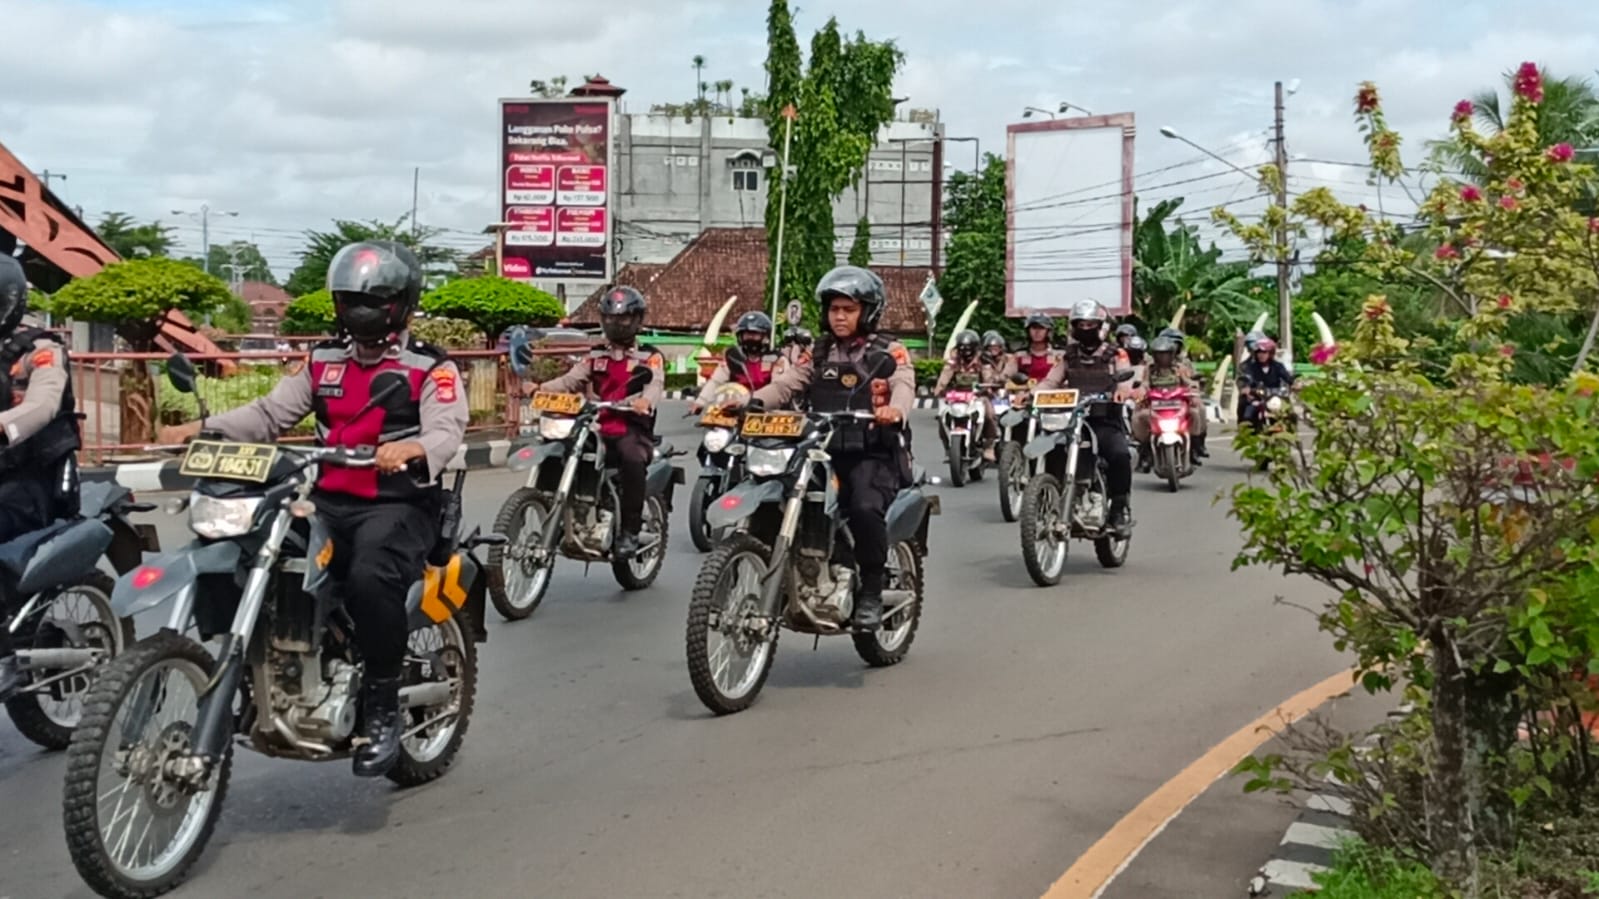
left=388, top=608, right=476, bottom=787
left=7, top=572, right=133, bottom=750
left=853, top=540, right=924, bottom=667
left=613, top=495, right=668, bottom=590
left=686, top=534, right=779, bottom=715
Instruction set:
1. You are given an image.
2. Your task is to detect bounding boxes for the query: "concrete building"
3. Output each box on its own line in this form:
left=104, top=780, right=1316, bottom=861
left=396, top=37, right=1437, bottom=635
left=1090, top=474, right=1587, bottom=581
left=613, top=113, right=944, bottom=269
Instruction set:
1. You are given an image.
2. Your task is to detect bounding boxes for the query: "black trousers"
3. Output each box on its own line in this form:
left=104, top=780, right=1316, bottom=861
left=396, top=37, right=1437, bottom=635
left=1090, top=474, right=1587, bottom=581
left=605, top=426, right=652, bottom=536
left=315, top=491, right=440, bottom=680
left=1089, top=419, right=1133, bottom=497
left=0, top=471, right=75, bottom=657
left=833, top=453, right=902, bottom=597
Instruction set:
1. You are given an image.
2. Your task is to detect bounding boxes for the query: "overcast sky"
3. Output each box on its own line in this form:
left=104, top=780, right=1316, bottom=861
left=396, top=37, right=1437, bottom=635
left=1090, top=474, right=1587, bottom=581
left=4, top=0, right=1597, bottom=277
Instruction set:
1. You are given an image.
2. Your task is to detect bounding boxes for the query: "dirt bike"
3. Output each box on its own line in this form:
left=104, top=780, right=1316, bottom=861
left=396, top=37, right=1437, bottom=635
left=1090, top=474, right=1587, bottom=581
left=486, top=345, right=685, bottom=620
left=1018, top=374, right=1135, bottom=587
left=685, top=408, right=939, bottom=715
left=995, top=381, right=1041, bottom=523
left=3, top=481, right=158, bottom=749
left=687, top=384, right=750, bottom=553
left=63, top=353, right=492, bottom=899
left=1144, top=384, right=1195, bottom=493
left=937, top=385, right=988, bottom=487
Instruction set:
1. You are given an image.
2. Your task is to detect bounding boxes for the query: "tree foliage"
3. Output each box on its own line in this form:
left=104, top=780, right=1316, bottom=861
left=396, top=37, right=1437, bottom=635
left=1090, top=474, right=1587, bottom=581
left=281, top=289, right=335, bottom=336
left=1132, top=196, right=1269, bottom=348
left=847, top=215, right=872, bottom=266
left=183, top=240, right=277, bottom=286
left=932, top=153, right=1013, bottom=343
left=1428, top=66, right=1599, bottom=186
left=763, top=1, right=903, bottom=323
left=285, top=215, right=460, bottom=297
left=50, top=257, right=231, bottom=348
left=94, top=212, right=176, bottom=260
left=409, top=316, right=484, bottom=349
left=419, top=276, right=564, bottom=346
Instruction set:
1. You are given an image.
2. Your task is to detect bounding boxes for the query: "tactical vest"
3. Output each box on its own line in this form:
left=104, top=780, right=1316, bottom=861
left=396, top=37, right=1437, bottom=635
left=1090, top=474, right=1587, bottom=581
left=725, top=346, right=777, bottom=392
left=1146, top=364, right=1184, bottom=390
left=1061, top=343, right=1119, bottom=397
left=811, top=336, right=897, bottom=455
left=588, top=343, right=660, bottom=438
left=0, top=328, right=80, bottom=476
left=310, top=337, right=444, bottom=500
left=1014, top=351, right=1056, bottom=383
left=945, top=357, right=984, bottom=389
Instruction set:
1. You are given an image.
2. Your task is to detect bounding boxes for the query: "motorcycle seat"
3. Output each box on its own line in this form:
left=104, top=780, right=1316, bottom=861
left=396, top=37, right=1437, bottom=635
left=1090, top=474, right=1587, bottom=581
left=78, top=481, right=131, bottom=519
left=0, top=519, right=77, bottom=577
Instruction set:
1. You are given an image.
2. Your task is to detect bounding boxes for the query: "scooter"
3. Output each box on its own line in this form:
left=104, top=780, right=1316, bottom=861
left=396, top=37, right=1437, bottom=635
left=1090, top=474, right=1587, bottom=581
left=1145, top=385, right=1195, bottom=492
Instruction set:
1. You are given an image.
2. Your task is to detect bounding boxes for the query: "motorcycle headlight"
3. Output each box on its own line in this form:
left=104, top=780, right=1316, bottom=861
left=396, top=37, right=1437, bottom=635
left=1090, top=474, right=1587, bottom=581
left=538, top=417, right=577, bottom=441
left=947, top=402, right=971, bottom=418
left=1266, top=396, right=1285, bottom=414
left=1156, top=417, right=1180, bottom=434
left=746, top=447, right=795, bottom=477
left=189, top=494, right=263, bottom=539
left=1039, top=412, right=1071, bottom=431
left=702, top=427, right=733, bottom=453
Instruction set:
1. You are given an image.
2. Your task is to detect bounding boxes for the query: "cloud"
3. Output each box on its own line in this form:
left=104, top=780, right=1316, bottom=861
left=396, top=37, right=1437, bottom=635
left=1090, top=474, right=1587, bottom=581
left=3, top=0, right=1597, bottom=277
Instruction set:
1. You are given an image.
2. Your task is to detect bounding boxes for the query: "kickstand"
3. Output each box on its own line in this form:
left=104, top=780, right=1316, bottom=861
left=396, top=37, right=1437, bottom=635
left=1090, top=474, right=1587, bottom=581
left=812, top=635, right=821, bottom=652
left=582, top=561, right=591, bottom=576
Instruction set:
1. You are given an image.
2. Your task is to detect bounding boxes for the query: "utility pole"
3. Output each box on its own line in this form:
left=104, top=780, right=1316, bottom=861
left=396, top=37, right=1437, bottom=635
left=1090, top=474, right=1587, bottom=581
left=770, top=103, right=796, bottom=325
left=1272, top=80, right=1293, bottom=364
left=411, top=167, right=420, bottom=241
left=39, top=170, right=67, bottom=192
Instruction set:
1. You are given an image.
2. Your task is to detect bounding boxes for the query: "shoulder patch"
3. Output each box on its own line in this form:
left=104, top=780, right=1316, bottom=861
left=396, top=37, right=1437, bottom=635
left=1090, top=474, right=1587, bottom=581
left=647, top=353, right=664, bottom=369
left=428, top=366, right=459, bottom=403
left=890, top=344, right=910, bottom=365
left=30, top=348, right=57, bottom=369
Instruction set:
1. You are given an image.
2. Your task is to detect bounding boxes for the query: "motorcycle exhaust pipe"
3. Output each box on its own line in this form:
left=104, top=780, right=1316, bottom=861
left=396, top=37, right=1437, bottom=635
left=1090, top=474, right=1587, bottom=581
left=400, top=681, right=454, bottom=709
left=17, top=647, right=100, bottom=670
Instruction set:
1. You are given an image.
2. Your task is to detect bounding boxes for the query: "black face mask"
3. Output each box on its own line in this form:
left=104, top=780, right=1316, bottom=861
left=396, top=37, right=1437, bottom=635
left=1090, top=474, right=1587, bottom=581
left=603, top=315, right=641, bottom=345
left=739, top=336, right=768, bottom=356
left=338, top=299, right=400, bottom=345
left=1074, top=327, right=1102, bottom=349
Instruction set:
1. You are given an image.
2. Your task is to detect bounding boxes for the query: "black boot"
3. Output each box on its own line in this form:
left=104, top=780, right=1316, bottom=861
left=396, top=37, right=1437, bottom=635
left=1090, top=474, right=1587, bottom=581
left=852, top=593, right=883, bottom=632
left=1136, top=444, right=1152, bottom=474
left=0, top=654, right=22, bottom=704
left=352, top=675, right=403, bottom=778
left=1108, top=495, right=1133, bottom=537
left=614, top=531, right=640, bottom=560
left=1194, top=433, right=1209, bottom=458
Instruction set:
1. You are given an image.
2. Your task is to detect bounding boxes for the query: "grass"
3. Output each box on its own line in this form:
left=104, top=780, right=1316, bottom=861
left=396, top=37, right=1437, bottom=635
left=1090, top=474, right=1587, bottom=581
left=1293, top=841, right=1450, bottom=899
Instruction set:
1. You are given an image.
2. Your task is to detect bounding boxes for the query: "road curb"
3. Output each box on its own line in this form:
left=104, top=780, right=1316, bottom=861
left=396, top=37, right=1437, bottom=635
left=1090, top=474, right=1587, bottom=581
left=81, top=440, right=519, bottom=493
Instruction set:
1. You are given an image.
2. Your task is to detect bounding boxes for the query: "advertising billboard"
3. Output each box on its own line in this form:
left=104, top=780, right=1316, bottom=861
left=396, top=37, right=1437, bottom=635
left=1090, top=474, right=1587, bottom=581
left=1005, top=113, right=1135, bottom=317
left=499, top=97, right=614, bottom=281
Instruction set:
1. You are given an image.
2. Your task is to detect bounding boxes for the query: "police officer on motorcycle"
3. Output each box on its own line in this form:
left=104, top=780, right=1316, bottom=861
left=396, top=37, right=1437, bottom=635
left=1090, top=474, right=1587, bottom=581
left=0, top=255, right=85, bottom=702
left=159, top=241, right=469, bottom=777
left=1114, top=323, right=1139, bottom=352
left=980, top=330, right=1007, bottom=369
left=1036, top=300, right=1136, bottom=535
left=781, top=325, right=814, bottom=368
left=1131, top=336, right=1207, bottom=470
left=692, top=311, right=779, bottom=413
left=732, top=266, right=914, bottom=632
left=935, top=329, right=1001, bottom=461
left=1002, top=313, right=1063, bottom=385
left=1237, top=336, right=1295, bottom=429
left=532, top=286, right=664, bottom=560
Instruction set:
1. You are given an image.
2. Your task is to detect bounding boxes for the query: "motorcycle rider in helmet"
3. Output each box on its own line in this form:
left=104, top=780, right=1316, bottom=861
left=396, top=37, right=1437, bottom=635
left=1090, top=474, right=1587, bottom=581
left=158, top=241, right=469, bottom=777
left=532, top=285, right=663, bottom=560
left=724, top=266, right=914, bottom=632
left=935, top=328, right=1001, bottom=461
left=1035, top=300, right=1136, bottom=536
left=1131, top=336, right=1207, bottom=471
left=0, top=255, right=85, bottom=703
left=692, top=311, right=779, bottom=413
left=979, top=330, right=1007, bottom=369
left=780, top=325, right=814, bottom=369
left=1001, top=313, right=1064, bottom=385
left=1114, top=322, right=1140, bottom=351
left=1237, top=336, right=1295, bottom=431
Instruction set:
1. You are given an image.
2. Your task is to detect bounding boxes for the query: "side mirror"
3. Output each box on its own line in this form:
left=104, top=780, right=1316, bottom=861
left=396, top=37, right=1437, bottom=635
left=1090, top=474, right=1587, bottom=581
left=507, top=326, right=534, bottom=377
left=1115, top=368, right=1136, bottom=383
left=167, top=353, right=197, bottom=394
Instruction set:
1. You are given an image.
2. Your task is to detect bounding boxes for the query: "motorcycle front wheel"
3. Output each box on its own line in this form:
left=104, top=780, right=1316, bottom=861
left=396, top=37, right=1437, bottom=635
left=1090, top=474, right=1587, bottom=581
left=945, top=434, right=969, bottom=487
left=486, top=487, right=557, bottom=620
left=1020, top=473, right=1069, bottom=587
left=6, top=572, right=133, bottom=750
left=685, top=534, right=779, bottom=715
left=1156, top=444, right=1181, bottom=493
left=688, top=476, right=717, bottom=553
left=63, top=632, right=231, bottom=899
left=997, top=441, right=1025, bottom=523
left=853, top=540, right=924, bottom=667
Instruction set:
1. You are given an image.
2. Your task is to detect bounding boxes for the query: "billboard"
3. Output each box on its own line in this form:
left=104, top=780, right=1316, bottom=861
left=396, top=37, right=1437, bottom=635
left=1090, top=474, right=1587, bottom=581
left=499, top=97, right=614, bottom=281
left=1005, top=113, right=1135, bottom=317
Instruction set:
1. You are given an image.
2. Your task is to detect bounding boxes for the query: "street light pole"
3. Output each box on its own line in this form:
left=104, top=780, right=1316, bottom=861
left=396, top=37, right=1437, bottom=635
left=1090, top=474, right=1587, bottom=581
left=171, top=204, right=240, bottom=275
left=770, top=103, right=797, bottom=325
left=1272, top=80, right=1293, bottom=364
left=1021, top=107, right=1057, bottom=120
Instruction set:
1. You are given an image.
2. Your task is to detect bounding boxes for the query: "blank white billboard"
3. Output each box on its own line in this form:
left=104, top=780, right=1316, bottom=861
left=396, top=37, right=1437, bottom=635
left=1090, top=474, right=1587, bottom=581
left=1006, top=113, right=1135, bottom=317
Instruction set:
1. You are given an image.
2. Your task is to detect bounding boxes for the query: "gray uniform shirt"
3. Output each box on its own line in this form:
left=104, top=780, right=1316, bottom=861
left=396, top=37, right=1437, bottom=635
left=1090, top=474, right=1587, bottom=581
left=0, top=337, right=70, bottom=445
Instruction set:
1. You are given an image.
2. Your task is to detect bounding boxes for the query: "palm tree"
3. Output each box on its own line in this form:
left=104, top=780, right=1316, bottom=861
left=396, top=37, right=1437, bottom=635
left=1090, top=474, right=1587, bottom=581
left=1132, top=197, right=1266, bottom=349
left=715, top=79, right=735, bottom=115
left=95, top=212, right=176, bottom=259
left=692, top=55, right=707, bottom=113
left=1428, top=66, right=1599, bottom=182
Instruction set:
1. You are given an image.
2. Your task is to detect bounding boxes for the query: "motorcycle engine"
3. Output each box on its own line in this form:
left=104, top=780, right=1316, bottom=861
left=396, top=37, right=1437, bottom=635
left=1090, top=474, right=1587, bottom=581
left=299, top=659, right=360, bottom=742
left=794, top=556, right=854, bottom=624
left=1077, top=492, right=1107, bottom=530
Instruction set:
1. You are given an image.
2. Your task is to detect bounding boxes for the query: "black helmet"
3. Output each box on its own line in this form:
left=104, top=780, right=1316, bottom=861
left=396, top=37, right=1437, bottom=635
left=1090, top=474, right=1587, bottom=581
left=734, top=310, right=773, bottom=355
left=1150, top=336, right=1179, bottom=359
left=328, top=241, right=424, bottom=346
left=1115, top=322, right=1139, bottom=343
left=1158, top=326, right=1185, bottom=342
left=599, top=285, right=647, bottom=344
left=784, top=326, right=813, bottom=348
left=1125, top=335, right=1147, bottom=365
left=1024, top=312, right=1053, bottom=332
left=0, top=255, right=28, bottom=336
left=953, top=329, right=980, bottom=359
left=815, top=265, right=887, bottom=333
left=981, top=330, right=1005, bottom=355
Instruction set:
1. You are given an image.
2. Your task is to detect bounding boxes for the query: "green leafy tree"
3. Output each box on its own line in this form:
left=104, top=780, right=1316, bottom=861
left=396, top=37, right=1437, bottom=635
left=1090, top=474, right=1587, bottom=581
left=94, top=212, right=176, bottom=259
left=1428, top=66, right=1599, bottom=184
left=932, top=153, right=1013, bottom=343
left=183, top=240, right=277, bottom=285
left=209, top=294, right=254, bottom=334
left=847, top=216, right=872, bottom=266
left=281, top=289, right=335, bottom=335
left=528, top=76, right=569, bottom=97
left=409, top=316, right=483, bottom=349
left=1132, top=196, right=1267, bottom=348
left=285, top=215, right=460, bottom=297
left=420, top=276, right=564, bottom=346
left=763, top=1, right=903, bottom=323
left=51, top=257, right=232, bottom=444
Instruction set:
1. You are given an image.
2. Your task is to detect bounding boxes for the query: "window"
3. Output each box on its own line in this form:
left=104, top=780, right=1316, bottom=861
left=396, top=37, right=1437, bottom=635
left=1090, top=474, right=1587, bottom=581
left=733, top=169, right=760, bottom=191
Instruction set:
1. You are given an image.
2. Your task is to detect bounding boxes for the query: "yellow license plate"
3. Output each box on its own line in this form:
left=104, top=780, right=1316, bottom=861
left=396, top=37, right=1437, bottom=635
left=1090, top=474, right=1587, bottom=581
left=741, top=411, right=806, bottom=438
left=1033, top=389, right=1080, bottom=408
left=699, top=408, right=740, bottom=429
left=532, top=391, right=584, bottom=414
left=179, top=440, right=280, bottom=483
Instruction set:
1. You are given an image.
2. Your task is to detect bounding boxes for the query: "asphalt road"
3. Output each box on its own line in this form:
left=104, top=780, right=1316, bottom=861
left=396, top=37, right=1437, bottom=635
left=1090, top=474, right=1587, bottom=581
left=0, top=405, right=1347, bottom=899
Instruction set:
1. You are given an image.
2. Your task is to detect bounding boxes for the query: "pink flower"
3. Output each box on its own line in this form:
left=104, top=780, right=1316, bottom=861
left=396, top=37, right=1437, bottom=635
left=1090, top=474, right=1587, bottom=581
left=1460, top=185, right=1483, bottom=203
left=1498, top=294, right=1513, bottom=309
left=1515, top=62, right=1544, bottom=104
left=1452, top=99, right=1475, bottom=122
left=1499, top=195, right=1520, bottom=211
left=1356, top=82, right=1381, bottom=113
left=1310, top=343, right=1339, bottom=365
left=1548, top=143, right=1575, bottom=163
left=1435, top=244, right=1460, bottom=260
left=1589, top=217, right=1599, bottom=234
left=1506, top=177, right=1525, bottom=193
left=1500, top=343, right=1516, bottom=358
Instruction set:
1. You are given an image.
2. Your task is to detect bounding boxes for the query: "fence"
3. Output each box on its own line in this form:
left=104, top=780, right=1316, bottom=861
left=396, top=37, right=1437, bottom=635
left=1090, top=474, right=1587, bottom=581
left=69, top=344, right=588, bottom=466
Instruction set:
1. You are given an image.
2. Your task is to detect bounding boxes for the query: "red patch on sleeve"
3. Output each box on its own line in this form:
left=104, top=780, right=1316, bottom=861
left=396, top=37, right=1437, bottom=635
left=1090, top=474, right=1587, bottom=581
left=890, top=345, right=910, bottom=365
left=647, top=353, right=663, bottom=369
left=429, top=368, right=458, bottom=403
left=30, top=349, right=56, bottom=369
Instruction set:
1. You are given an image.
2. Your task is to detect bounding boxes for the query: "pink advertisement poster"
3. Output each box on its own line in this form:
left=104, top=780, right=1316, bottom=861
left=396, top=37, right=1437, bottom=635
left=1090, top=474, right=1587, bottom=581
left=499, top=98, right=612, bottom=280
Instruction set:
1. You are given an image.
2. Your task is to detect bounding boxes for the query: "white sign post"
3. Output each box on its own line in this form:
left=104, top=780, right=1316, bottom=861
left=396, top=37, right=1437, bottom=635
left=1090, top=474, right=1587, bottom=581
left=786, top=300, right=803, bottom=327
left=919, top=275, right=943, bottom=358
